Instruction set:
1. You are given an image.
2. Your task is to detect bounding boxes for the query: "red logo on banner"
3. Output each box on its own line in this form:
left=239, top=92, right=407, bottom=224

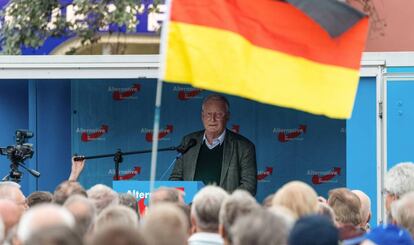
left=112, top=166, right=141, bottom=180
left=178, top=89, right=203, bottom=100
left=278, top=125, right=307, bottom=142
left=112, top=83, right=141, bottom=100
left=257, top=167, right=273, bottom=180
left=81, top=125, right=109, bottom=142
left=312, top=167, right=341, bottom=185
left=231, top=124, right=240, bottom=134
left=145, top=124, right=173, bottom=142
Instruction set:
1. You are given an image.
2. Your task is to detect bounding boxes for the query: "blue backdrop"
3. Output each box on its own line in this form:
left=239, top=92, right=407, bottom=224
left=71, top=79, right=346, bottom=201
left=0, top=79, right=347, bottom=201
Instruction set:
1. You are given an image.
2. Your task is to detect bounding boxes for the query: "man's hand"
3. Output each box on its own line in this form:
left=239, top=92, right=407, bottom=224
left=69, top=156, right=85, bottom=181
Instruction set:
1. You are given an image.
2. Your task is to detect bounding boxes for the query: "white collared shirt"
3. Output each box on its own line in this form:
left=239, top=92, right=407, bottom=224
left=203, top=130, right=226, bottom=150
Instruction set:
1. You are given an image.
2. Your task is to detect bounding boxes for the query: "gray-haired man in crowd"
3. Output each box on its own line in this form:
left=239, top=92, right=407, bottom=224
left=383, top=162, right=414, bottom=222
left=189, top=185, right=229, bottom=245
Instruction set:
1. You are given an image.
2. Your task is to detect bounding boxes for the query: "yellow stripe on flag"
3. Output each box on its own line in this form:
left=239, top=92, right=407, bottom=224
left=164, top=22, right=359, bottom=119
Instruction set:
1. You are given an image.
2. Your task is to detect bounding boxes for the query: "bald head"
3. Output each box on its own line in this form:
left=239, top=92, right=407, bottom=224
left=352, top=190, right=371, bottom=227
left=17, top=204, right=75, bottom=243
left=0, top=182, right=28, bottom=213
left=0, top=199, right=22, bottom=234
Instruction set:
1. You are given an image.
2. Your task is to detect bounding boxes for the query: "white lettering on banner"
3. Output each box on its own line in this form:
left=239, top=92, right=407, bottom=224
left=127, top=190, right=151, bottom=199
left=76, top=128, right=106, bottom=133
left=307, top=170, right=339, bottom=176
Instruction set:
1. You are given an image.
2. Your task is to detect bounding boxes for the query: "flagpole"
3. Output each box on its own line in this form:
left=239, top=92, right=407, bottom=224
left=149, top=0, right=173, bottom=194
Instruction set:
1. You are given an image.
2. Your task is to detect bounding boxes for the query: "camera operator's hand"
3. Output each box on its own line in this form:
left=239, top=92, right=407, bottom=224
left=69, top=156, right=85, bottom=181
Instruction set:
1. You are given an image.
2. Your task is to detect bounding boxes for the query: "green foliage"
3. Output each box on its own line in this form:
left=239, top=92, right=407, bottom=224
left=0, top=0, right=161, bottom=54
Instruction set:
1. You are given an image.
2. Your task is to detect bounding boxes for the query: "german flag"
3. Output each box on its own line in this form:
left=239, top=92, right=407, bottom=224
left=162, top=0, right=369, bottom=119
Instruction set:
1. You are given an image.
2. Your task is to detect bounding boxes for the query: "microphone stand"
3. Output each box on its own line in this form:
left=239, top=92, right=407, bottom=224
left=74, top=146, right=178, bottom=180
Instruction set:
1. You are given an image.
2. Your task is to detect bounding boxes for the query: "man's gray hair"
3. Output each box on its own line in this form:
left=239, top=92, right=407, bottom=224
left=87, top=184, right=119, bottom=214
left=150, top=187, right=183, bottom=206
left=192, top=185, right=229, bottom=232
left=94, top=205, right=139, bottom=233
left=63, top=194, right=96, bottom=237
left=231, top=208, right=291, bottom=245
left=352, top=190, right=371, bottom=227
left=219, top=190, right=259, bottom=240
left=384, top=162, right=414, bottom=197
left=202, top=94, right=230, bottom=113
left=142, top=203, right=188, bottom=245
left=391, top=191, right=414, bottom=237
left=17, top=203, right=75, bottom=243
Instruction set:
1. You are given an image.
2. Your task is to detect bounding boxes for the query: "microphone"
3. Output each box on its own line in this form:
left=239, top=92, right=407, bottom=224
left=159, top=139, right=197, bottom=180
left=176, top=139, right=197, bottom=154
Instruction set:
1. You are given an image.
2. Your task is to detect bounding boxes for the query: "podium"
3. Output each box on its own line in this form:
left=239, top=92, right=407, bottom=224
left=113, top=180, right=205, bottom=204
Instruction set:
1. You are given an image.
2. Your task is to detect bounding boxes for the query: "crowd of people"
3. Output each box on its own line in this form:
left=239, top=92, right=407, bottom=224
left=0, top=161, right=413, bottom=245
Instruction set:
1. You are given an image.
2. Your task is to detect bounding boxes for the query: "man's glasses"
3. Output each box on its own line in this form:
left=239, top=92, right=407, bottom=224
left=202, top=112, right=226, bottom=120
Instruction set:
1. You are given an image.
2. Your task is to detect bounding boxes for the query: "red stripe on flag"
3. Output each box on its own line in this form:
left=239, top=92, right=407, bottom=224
left=170, top=0, right=368, bottom=69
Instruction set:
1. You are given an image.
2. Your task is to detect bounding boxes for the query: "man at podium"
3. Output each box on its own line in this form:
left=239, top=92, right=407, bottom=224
left=169, top=94, right=257, bottom=196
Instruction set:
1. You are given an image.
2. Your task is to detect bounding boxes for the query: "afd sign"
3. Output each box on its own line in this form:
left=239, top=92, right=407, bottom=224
left=0, top=0, right=166, bottom=54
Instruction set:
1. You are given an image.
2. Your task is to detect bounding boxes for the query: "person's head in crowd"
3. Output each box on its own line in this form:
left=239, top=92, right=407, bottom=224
left=89, top=225, right=148, bottom=245
left=17, top=203, right=75, bottom=244
left=0, top=199, right=22, bottom=236
left=267, top=205, right=296, bottom=229
left=63, top=194, right=96, bottom=238
left=24, top=225, right=83, bottom=245
left=272, top=181, right=318, bottom=220
left=150, top=187, right=185, bottom=206
left=201, top=94, right=230, bottom=140
left=142, top=203, right=188, bottom=245
left=288, top=215, right=339, bottom=245
left=119, top=193, right=139, bottom=215
left=328, top=188, right=362, bottom=227
left=384, top=162, right=414, bottom=221
left=27, top=191, right=53, bottom=207
left=345, top=224, right=414, bottom=245
left=191, top=185, right=229, bottom=234
left=176, top=203, right=192, bottom=236
left=391, top=191, right=414, bottom=237
left=219, top=189, right=259, bottom=244
left=262, top=193, right=274, bottom=208
left=87, top=184, right=119, bottom=214
left=317, top=202, right=336, bottom=224
left=54, top=180, right=87, bottom=205
left=231, top=208, right=291, bottom=245
left=0, top=181, right=28, bottom=212
left=352, top=190, right=371, bottom=231
left=93, top=205, right=139, bottom=233
left=328, top=188, right=364, bottom=241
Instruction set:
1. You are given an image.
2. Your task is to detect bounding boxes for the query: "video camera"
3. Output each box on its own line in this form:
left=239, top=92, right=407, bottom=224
left=0, top=130, right=37, bottom=182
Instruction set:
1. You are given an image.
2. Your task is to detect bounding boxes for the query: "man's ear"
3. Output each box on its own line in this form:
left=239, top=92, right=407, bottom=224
left=219, top=224, right=226, bottom=238
left=191, top=215, right=197, bottom=233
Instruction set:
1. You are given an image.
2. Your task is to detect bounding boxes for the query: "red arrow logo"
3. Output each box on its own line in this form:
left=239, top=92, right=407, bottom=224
left=81, top=125, right=109, bottom=142
left=138, top=197, right=146, bottom=216
left=145, top=124, right=173, bottom=142
left=312, top=167, right=341, bottom=185
left=231, top=124, right=240, bottom=134
left=113, top=166, right=141, bottom=180
left=112, top=83, right=141, bottom=100
left=278, top=125, right=307, bottom=142
left=178, top=89, right=203, bottom=100
left=257, top=167, right=273, bottom=180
